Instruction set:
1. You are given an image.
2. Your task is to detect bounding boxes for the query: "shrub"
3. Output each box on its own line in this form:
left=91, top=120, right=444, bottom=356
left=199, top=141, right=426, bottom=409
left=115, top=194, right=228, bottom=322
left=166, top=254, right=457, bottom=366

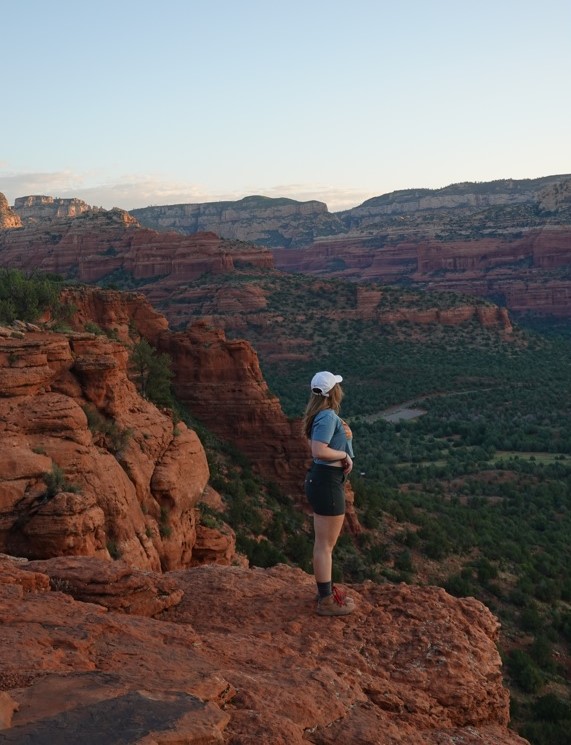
left=43, top=464, right=81, bottom=497
left=507, top=649, right=544, bottom=693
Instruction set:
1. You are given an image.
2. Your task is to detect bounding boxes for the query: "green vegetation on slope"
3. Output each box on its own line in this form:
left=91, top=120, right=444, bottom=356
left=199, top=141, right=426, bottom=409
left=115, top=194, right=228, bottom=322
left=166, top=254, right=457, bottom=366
left=4, top=268, right=571, bottom=742
left=0, top=268, right=63, bottom=323
left=165, top=268, right=571, bottom=744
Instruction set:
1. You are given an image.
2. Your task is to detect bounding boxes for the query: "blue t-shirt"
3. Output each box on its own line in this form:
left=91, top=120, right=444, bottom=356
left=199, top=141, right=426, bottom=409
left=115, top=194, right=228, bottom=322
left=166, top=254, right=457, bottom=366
left=310, top=409, right=354, bottom=465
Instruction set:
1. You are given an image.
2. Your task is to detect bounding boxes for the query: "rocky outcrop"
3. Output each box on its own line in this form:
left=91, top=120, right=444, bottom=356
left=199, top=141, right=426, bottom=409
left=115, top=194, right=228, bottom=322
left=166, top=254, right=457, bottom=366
left=0, top=318, right=232, bottom=571
left=13, top=195, right=97, bottom=225
left=22, top=555, right=184, bottom=616
left=58, top=285, right=169, bottom=344
left=131, top=195, right=346, bottom=248
left=158, top=323, right=308, bottom=484
left=1, top=287, right=348, bottom=551
left=0, top=194, right=21, bottom=229
left=0, top=556, right=528, bottom=744
left=0, top=202, right=273, bottom=283
left=57, top=287, right=329, bottom=511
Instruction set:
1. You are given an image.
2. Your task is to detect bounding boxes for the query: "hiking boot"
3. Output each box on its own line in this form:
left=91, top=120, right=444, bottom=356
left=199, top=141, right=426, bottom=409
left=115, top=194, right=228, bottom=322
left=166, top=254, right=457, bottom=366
left=317, top=586, right=355, bottom=616
left=315, top=585, right=355, bottom=604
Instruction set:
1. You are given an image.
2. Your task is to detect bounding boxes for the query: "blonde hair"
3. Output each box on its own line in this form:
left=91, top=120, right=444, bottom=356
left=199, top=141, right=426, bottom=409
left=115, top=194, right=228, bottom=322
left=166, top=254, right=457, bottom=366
left=302, top=384, right=344, bottom=439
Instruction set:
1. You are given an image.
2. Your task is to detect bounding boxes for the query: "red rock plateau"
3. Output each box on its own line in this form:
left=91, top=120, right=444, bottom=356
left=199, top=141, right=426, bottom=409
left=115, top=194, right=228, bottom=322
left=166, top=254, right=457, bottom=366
left=0, top=555, right=528, bottom=744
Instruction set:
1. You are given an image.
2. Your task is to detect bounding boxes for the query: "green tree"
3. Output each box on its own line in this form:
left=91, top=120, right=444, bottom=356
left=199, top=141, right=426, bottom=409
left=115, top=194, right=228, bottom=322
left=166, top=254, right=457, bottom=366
left=130, top=339, right=174, bottom=407
left=0, top=268, right=61, bottom=323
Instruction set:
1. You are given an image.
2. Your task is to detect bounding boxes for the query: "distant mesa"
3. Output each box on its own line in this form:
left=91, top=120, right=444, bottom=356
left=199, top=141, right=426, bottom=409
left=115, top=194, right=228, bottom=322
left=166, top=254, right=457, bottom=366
left=131, top=194, right=346, bottom=248
left=13, top=195, right=103, bottom=226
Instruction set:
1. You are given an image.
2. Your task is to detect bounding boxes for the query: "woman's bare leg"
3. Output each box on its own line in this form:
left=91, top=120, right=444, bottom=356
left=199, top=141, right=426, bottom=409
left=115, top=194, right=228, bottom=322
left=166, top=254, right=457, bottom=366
left=313, top=513, right=345, bottom=583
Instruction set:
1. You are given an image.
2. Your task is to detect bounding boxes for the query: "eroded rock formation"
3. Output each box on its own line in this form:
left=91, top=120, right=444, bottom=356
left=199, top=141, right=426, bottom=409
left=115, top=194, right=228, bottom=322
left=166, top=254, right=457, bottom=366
left=0, top=194, right=21, bottom=229
left=13, top=195, right=97, bottom=225
left=4, top=175, right=571, bottom=317
left=0, top=315, right=237, bottom=571
left=0, top=203, right=273, bottom=284
left=0, top=556, right=528, bottom=744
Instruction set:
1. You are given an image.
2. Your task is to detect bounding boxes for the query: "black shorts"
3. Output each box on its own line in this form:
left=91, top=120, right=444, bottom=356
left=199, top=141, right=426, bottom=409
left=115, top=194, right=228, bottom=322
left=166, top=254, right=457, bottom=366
left=304, top=463, right=346, bottom=516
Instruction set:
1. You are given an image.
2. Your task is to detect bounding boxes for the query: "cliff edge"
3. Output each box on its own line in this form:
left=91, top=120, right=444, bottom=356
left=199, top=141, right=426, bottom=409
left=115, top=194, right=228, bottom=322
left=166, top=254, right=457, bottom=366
left=0, top=556, right=528, bottom=744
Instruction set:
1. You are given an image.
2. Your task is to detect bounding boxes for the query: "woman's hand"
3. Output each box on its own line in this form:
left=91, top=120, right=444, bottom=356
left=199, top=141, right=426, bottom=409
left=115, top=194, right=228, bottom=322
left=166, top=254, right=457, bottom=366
left=342, top=454, right=353, bottom=475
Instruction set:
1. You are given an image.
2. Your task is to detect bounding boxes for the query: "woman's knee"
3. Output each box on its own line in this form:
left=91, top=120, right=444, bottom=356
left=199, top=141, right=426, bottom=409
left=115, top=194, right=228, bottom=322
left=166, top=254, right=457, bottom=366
left=314, top=537, right=336, bottom=554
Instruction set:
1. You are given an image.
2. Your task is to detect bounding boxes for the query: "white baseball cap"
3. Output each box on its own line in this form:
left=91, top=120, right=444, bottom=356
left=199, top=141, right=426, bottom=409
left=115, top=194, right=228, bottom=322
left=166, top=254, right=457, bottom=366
left=310, top=371, right=343, bottom=396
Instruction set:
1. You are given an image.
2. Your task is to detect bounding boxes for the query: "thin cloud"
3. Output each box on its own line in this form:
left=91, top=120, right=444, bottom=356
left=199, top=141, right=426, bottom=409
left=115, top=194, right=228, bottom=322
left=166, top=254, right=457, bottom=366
left=0, top=170, right=87, bottom=203
left=0, top=170, right=374, bottom=213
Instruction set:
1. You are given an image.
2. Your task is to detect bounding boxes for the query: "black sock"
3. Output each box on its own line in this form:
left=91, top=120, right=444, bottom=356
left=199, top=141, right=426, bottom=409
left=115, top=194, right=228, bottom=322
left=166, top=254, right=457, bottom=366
left=317, top=581, right=332, bottom=598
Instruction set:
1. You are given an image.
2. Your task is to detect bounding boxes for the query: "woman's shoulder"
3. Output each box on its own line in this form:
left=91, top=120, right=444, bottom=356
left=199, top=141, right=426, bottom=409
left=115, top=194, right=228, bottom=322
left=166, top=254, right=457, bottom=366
left=314, top=408, right=339, bottom=423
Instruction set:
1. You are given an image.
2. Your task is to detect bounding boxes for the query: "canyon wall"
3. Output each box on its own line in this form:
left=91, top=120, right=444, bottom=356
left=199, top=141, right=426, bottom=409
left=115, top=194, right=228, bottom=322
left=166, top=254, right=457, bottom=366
left=5, top=175, right=571, bottom=316
left=131, top=194, right=346, bottom=247
left=273, top=226, right=571, bottom=316
left=0, top=205, right=273, bottom=283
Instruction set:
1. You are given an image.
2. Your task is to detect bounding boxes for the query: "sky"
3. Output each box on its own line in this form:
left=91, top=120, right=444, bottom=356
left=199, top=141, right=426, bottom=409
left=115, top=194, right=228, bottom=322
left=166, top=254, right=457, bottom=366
left=1, top=0, right=570, bottom=212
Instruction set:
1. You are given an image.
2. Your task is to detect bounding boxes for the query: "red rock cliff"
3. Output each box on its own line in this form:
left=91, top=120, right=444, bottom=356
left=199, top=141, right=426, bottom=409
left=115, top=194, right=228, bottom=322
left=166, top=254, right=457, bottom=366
left=157, top=324, right=308, bottom=480
left=0, top=319, right=219, bottom=571
left=273, top=227, right=571, bottom=316
left=0, top=204, right=273, bottom=282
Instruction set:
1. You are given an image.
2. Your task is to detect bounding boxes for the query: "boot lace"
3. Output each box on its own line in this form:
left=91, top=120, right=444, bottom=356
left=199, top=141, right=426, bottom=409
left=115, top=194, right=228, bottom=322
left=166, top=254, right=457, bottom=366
left=332, top=586, right=348, bottom=605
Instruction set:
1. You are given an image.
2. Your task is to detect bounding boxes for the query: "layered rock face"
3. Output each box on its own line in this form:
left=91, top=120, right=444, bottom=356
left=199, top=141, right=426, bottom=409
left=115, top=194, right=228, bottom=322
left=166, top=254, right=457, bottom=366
left=0, top=285, right=328, bottom=524
left=13, top=195, right=97, bottom=225
left=0, top=194, right=21, bottom=229
left=273, top=226, right=571, bottom=317
left=270, top=177, right=571, bottom=316
left=336, top=175, right=571, bottom=228
left=0, top=314, right=233, bottom=571
left=125, top=177, right=571, bottom=319
left=58, top=286, right=169, bottom=344
left=0, top=556, right=528, bottom=744
left=4, top=181, right=570, bottom=316
left=0, top=200, right=273, bottom=283
left=131, top=195, right=346, bottom=248
left=157, top=322, right=324, bottom=500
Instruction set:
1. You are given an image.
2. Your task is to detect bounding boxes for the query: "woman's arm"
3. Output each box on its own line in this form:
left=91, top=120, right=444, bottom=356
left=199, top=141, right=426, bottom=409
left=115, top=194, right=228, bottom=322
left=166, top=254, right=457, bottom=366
left=311, top=440, right=348, bottom=462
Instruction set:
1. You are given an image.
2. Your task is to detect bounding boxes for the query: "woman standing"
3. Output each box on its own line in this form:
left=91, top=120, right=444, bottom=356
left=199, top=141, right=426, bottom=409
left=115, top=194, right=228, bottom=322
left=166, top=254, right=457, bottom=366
left=303, top=371, right=355, bottom=616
